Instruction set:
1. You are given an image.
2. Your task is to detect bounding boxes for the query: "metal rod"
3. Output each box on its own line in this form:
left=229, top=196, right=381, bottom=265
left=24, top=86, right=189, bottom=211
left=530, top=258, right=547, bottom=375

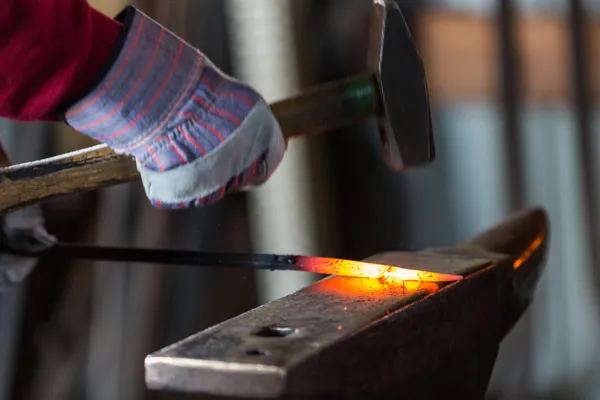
left=496, top=2, right=532, bottom=388
left=498, top=0, right=525, bottom=212
left=568, top=0, right=600, bottom=309
left=25, top=242, right=300, bottom=272
left=3, top=241, right=463, bottom=281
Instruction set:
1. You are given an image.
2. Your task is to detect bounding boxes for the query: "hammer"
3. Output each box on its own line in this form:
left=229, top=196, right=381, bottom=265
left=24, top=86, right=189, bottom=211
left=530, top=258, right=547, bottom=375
left=0, top=0, right=434, bottom=214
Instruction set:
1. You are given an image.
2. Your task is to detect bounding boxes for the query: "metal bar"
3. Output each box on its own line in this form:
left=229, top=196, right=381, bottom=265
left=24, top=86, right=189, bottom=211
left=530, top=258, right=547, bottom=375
left=144, top=208, right=549, bottom=399
left=4, top=241, right=462, bottom=282
left=0, top=73, right=380, bottom=216
left=39, top=244, right=306, bottom=270
left=498, top=0, right=525, bottom=212
left=568, top=0, right=600, bottom=309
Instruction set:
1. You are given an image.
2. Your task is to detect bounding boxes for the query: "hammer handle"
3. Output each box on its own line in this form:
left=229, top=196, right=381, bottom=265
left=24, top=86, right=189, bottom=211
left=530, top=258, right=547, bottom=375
left=273, top=72, right=380, bottom=138
left=0, top=73, right=380, bottom=214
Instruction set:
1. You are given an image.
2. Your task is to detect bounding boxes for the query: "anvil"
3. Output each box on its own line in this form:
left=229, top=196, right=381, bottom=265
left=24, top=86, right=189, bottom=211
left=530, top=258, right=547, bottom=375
left=144, top=207, right=549, bottom=399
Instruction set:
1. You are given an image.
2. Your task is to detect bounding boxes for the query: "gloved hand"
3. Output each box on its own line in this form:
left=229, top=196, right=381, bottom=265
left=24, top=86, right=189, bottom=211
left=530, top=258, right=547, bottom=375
left=63, top=6, right=285, bottom=209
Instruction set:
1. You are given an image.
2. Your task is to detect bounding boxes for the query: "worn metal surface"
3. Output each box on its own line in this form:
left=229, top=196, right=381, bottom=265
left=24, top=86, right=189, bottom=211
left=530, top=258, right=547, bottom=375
left=144, top=207, right=548, bottom=399
left=369, top=0, right=435, bottom=170
left=0, top=0, right=434, bottom=216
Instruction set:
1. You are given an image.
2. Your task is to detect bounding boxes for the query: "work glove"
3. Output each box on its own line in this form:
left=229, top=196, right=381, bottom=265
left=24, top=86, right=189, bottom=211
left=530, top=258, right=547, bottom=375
left=64, top=6, right=285, bottom=209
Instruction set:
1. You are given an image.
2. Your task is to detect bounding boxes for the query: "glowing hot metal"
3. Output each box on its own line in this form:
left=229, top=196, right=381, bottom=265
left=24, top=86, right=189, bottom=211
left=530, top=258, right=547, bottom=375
left=293, top=256, right=463, bottom=283
left=1, top=238, right=463, bottom=283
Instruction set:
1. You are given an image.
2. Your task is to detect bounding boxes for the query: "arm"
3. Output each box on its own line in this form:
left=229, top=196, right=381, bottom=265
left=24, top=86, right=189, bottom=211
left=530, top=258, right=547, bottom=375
left=0, top=0, right=122, bottom=121
left=0, top=2, right=285, bottom=209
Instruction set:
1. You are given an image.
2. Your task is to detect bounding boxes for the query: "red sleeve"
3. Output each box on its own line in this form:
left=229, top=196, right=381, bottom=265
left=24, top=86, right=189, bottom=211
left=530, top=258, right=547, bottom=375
left=0, top=0, right=122, bottom=122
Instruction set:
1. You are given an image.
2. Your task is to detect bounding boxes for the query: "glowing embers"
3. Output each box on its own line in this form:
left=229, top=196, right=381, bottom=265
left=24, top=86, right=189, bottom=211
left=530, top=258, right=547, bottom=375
left=294, top=256, right=463, bottom=284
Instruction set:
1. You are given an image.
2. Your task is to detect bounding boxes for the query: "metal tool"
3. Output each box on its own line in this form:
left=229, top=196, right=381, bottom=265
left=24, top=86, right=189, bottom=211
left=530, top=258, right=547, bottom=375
left=144, top=207, right=549, bottom=399
left=0, top=237, right=463, bottom=283
left=0, top=0, right=434, bottom=215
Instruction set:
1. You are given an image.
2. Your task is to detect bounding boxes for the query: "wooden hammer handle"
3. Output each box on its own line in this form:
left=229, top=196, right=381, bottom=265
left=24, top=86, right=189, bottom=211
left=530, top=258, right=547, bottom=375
left=0, top=74, right=381, bottom=214
left=0, top=145, right=138, bottom=213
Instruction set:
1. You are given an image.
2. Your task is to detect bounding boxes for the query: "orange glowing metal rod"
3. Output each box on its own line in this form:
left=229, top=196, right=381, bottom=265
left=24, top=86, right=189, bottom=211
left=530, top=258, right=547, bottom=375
left=4, top=239, right=463, bottom=283
left=293, top=256, right=463, bottom=282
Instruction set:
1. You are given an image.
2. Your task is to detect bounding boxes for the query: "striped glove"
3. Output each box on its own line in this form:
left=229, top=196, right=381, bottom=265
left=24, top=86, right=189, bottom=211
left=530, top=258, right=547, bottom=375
left=64, top=6, right=285, bottom=209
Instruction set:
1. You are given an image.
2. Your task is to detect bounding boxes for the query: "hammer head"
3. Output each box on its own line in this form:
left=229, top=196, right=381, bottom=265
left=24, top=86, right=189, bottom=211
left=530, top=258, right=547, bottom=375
left=368, top=0, right=435, bottom=170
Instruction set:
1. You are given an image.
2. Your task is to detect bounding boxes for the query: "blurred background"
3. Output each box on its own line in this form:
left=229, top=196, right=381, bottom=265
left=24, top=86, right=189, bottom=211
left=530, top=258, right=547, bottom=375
left=1, top=0, right=599, bottom=399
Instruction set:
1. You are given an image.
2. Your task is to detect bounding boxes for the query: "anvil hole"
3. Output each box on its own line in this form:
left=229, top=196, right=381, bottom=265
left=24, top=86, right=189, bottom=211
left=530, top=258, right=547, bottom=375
left=253, top=326, right=296, bottom=338
left=246, top=349, right=266, bottom=356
